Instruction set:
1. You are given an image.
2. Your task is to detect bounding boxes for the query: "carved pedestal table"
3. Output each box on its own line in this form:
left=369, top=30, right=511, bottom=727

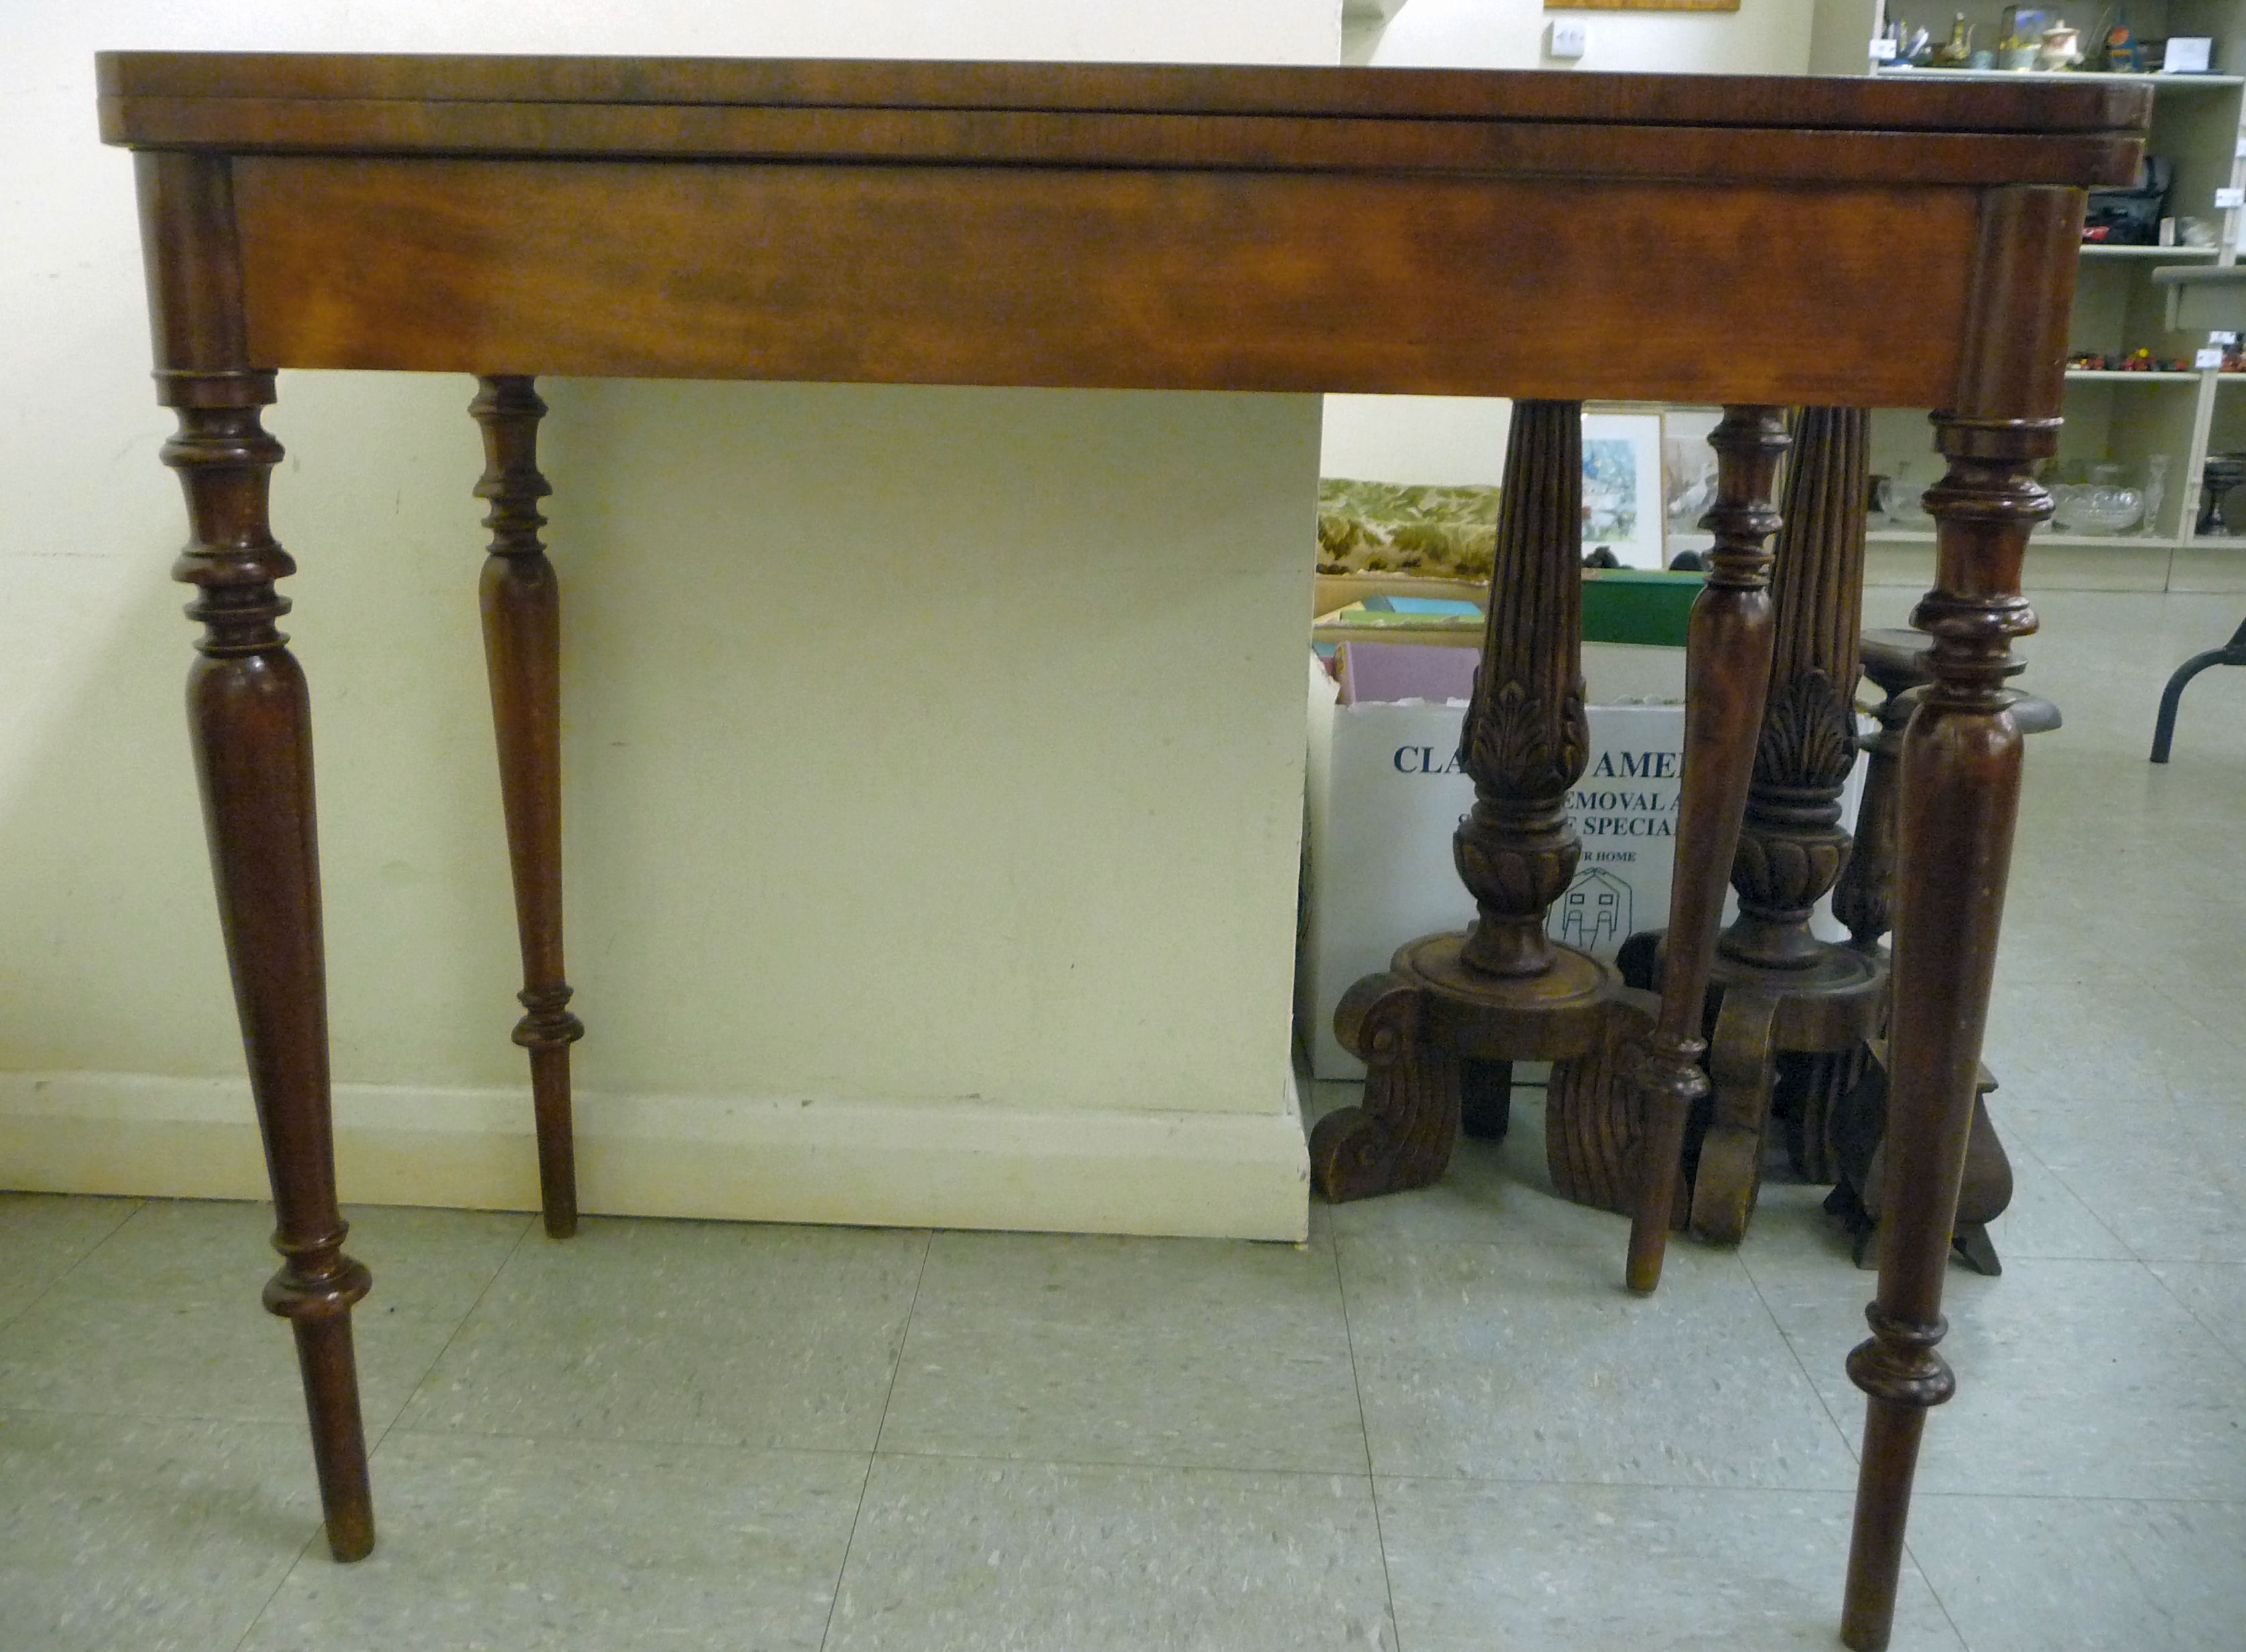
left=1550, top=406, right=1889, bottom=1243
left=99, top=53, right=2146, bottom=1651
left=1311, top=398, right=1624, bottom=1201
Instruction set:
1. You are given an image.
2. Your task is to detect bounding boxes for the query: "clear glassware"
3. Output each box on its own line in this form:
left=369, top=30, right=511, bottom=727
left=1888, top=461, right=1932, bottom=527
left=2139, top=454, right=2170, bottom=536
left=2073, top=463, right=2145, bottom=535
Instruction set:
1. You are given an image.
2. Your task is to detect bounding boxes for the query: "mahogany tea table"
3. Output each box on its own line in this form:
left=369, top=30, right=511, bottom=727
left=98, top=52, right=2146, bottom=1650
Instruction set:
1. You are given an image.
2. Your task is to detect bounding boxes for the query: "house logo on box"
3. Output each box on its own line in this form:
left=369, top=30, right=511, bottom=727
left=1552, top=866, right=1631, bottom=956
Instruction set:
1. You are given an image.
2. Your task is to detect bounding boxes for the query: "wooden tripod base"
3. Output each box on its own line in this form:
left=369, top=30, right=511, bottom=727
left=1311, top=931, right=1615, bottom=1203
left=1689, top=946, right=1888, bottom=1244
left=1826, top=1051, right=2016, bottom=1276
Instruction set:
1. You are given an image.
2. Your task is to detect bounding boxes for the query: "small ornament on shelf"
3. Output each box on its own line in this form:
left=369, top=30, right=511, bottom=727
left=1998, top=5, right=2052, bottom=68
left=2096, top=7, right=2141, bottom=72
left=1931, top=14, right=1975, bottom=66
left=2038, top=20, right=2085, bottom=70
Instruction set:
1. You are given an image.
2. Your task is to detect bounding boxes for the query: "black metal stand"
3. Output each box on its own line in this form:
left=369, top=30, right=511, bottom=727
left=2150, top=614, right=2246, bottom=763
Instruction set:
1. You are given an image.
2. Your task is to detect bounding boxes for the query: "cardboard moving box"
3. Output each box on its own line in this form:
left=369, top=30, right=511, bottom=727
left=1296, top=658, right=1863, bottom=1081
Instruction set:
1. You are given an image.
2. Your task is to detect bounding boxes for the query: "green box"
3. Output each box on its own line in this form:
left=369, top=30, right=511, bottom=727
left=1581, top=569, right=1700, bottom=648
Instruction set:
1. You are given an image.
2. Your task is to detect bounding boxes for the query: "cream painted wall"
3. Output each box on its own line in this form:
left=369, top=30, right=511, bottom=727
left=0, top=3, right=1343, bottom=1239
left=1365, top=0, right=1813, bottom=74
left=1318, top=0, right=1817, bottom=487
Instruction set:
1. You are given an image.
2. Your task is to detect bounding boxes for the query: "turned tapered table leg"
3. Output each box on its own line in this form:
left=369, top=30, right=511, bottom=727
left=139, top=151, right=373, bottom=1560
left=1625, top=405, right=1789, bottom=1293
left=471, top=376, right=584, bottom=1238
left=1841, top=186, right=2077, bottom=1652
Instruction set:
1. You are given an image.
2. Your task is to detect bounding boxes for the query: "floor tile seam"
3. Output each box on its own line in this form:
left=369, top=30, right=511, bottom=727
left=356, top=1414, right=875, bottom=1452
left=1738, top=1241, right=1868, bottom=1472
left=2138, top=1262, right=2246, bottom=1377
left=1908, top=1489, right=2246, bottom=1508
left=1996, top=1150, right=2202, bottom=1266
left=867, top=1229, right=934, bottom=1460
left=368, top=1420, right=879, bottom=1462
left=1325, top=1225, right=1636, bottom=1267
left=222, top=1517, right=327, bottom=1652
left=863, top=1442, right=1379, bottom=1483
left=0, top=1196, right=149, bottom=1335
left=820, top=1228, right=933, bottom=1652
left=1981, top=1119, right=2138, bottom=1253
left=373, top=1212, right=539, bottom=1446
left=1328, top=1225, right=1405, bottom=1652
left=1958, top=1104, right=2129, bottom=1257
left=1362, top=1469, right=1874, bottom=1495
left=1898, top=1499, right=1974, bottom=1647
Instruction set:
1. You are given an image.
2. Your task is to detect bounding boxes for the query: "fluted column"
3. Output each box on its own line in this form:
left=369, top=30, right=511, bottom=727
left=1723, top=406, right=1867, bottom=969
left=1454, top=399, right=1592, bottom=978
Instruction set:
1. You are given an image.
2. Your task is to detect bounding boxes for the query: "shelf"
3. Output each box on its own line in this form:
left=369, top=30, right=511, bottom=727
left=1867, top=527, right=2175, bottom=548
left=1877, top=66, right=2245, bottom=88
left=2215, top=374, right=2246, bottom=386
left=2080, top=244, right=2223, bottom=258
left=2065, top=369, right=2200, bottom=381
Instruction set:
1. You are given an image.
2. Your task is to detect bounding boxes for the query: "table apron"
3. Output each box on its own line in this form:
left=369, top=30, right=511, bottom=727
left=228, top=155, right=1982, bottom=406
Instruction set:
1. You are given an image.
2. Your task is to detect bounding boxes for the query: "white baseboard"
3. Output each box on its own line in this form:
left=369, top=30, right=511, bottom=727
left=0, top=1070, right=1311, bottom=1243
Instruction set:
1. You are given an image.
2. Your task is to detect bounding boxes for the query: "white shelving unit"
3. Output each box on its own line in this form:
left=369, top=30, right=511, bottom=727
left=1813, top=1, right=2246, bottom=589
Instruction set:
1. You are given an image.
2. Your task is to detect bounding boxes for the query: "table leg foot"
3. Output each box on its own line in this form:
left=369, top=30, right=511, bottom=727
left=281, top=1279, right=377, bottom=1560
left=1312, top=976, right=1458, bottom=1200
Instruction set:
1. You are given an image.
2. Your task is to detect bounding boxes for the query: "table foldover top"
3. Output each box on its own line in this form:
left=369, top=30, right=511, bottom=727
left=98, top=52, right=2147, bottom=1652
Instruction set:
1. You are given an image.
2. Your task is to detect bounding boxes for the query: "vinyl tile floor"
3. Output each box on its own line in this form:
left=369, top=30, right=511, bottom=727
left=5, top=590, right=2246, bottom=1651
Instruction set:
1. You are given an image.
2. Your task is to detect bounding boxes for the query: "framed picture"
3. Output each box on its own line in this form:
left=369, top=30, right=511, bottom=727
left=1580, top=410, right=1665, bottom=569
left=1659, top=406, right=1724, bottom=567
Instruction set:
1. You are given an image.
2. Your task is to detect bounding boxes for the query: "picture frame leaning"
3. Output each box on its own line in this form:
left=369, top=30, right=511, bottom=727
left=1580, top=408, right=1665, bottom=569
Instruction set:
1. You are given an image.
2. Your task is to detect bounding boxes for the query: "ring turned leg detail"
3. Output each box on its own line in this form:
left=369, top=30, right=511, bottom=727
left=1842, top=183, right=2078, bottom=1652
left=471, top=376, right=585, bottom=1237
left=1841, top=417, right=2045, bottom=1651
left=141, top=150, right=374, bottom=1562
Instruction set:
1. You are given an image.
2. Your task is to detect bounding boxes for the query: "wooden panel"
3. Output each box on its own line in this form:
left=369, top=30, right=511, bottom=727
left=102, top=98, right=2141, bottom=186
left=234, top=157, right=1978, bottom=406
left=96, top=51, right=2152, bottom=137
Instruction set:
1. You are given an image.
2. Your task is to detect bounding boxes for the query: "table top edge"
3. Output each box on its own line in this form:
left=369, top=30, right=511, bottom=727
left=92, top=51, right=2155, bottom=137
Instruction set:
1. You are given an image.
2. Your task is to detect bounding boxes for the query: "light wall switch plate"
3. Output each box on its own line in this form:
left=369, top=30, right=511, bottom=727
left=1548, top=18, right=1587, bottom=59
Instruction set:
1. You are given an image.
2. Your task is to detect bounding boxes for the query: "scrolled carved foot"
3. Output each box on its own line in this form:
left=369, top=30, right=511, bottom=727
left=1310, top=974, right=1458, bottom=1202
left=1690, top=989, right=1781, bottom=1244
left=1544, top=988, right=1689, bottom=1225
